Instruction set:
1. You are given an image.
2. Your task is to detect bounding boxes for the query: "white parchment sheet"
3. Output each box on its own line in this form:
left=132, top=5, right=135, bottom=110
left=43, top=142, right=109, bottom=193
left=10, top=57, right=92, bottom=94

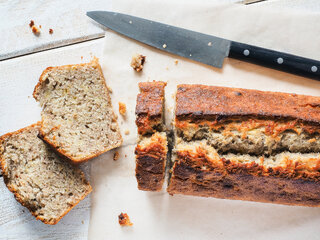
left=89, top=1, right=320, bottom=239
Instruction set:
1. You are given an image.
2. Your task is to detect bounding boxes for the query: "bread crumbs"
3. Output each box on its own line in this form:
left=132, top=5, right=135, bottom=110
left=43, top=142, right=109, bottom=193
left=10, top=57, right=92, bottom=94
left=174, top=59, right=179, bottom=65
left=113, top=151, right=120, bottom=161
left=29, top=20, right=34, bottom=27
left=107, top=85, right=113, bottom=93
left=119, top=102, right=127, bottom=116
left=131, top=54, right=146, bottom=72
left=32, top=26, right=40, bottom=35
left=124, top=129, right=130, bottom=135
left=49, top=28, right=54, bottom=34
left=118, top=213, right=133, bottom=226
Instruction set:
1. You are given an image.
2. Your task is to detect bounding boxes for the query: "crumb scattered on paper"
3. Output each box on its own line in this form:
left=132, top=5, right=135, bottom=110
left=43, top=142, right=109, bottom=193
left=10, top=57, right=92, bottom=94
left=82, top=220, right=84, bottom=224
left=107, top=85, right=113, bottom=93
left=32, top=26, right=40, bottom=36
left=49, top=28, right=53, bottom=34
left=125, top=154, right=127, bottom=158
left=119, top=102, right=127, bottom=116
left=113, top=151, right=120, bottom=161
left=29, top=20, right=34, bottom=27
left=118, top=213, right=133, bottom=226
left=174, top=59, right=179, bottom=65
left=166, top=67, right=169, bottom=70
left=39, top=25, right=42, bottom=29
left=131, top=54, right=146, bottom=72
left=124, top=129, right=130, bottom=135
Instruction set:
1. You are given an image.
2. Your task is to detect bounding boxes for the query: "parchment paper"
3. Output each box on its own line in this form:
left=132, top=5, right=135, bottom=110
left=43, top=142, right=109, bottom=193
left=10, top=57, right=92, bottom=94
left=89, top=1, right=320, bottom=239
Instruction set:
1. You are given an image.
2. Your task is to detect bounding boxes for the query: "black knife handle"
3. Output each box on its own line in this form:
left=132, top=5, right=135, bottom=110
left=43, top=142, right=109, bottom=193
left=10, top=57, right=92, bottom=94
left=229, top=41, right=320, bottom=80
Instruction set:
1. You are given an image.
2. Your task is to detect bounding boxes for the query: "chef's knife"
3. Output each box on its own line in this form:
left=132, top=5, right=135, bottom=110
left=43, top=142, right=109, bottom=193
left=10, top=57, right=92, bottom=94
left=87, top=11, right=320, bottom=80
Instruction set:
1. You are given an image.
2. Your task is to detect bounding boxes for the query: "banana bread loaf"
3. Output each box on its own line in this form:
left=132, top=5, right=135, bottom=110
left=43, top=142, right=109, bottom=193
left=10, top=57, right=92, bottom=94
left=167, top=84, right=320, bottom=207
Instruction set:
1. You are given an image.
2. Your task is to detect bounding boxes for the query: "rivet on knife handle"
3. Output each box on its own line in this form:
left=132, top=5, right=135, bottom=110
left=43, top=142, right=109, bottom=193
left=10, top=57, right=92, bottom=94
left=229, top=41, right=320, bottom=80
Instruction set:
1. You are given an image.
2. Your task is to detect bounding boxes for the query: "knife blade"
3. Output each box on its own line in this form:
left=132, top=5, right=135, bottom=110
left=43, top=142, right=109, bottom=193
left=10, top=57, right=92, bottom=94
left=87, top=11, right=320, bottom=80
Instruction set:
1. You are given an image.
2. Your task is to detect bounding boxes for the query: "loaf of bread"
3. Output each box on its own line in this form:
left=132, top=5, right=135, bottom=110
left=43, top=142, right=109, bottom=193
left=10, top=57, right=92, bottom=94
left=33, top=58, right=122, bottom=162
left=167, top=84, right=320, bottom=207
left=0, top=123, right=92, bottom=224
left=135, top=81, right=168, bottom=191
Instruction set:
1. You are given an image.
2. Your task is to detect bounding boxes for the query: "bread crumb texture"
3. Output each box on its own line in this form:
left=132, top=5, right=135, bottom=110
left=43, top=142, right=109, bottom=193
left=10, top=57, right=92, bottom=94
left=118, top=212, right=133, bottom=226
left=113, top=151, right=120, bottom=161
left=130, top=54, right=145, bottom=72
left=32, top=26, right=40, bottom=35
left=33, top=58, right=122, bottom=162
left=29, top=20, right=34, bottom=27
left=0, top=123, right=92, bottom=225
left=119, top=102, right=127, bottom=116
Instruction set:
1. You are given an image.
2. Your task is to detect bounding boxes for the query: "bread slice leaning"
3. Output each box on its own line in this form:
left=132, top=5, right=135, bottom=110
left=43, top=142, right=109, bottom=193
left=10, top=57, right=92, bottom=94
left=33, top=58, right=122, bottom=162
left=0, top=123, right=92, bottom=225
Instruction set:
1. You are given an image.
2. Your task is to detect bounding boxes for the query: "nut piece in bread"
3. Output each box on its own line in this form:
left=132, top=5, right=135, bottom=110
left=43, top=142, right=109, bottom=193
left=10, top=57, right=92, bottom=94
left=0, top=123, right=92, bottom=224
left=135, top=81, right=168, bottom=191
left=168, top=84, right=320, bottom=207
left=33, top=58, right=122, bottom=162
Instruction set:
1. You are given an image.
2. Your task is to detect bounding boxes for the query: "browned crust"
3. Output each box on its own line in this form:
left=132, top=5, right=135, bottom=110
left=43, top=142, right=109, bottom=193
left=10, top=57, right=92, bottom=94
left=0, top=123, right=92, bottom=224
left=167, top=148, right=320, bottom=207
left=135, top=135, right=167, bottom=191
left=33, top=57, right=123, bottom=163
left=176, top=84, right=320, bottom=125
left=136, top=81, right=167, bottom=135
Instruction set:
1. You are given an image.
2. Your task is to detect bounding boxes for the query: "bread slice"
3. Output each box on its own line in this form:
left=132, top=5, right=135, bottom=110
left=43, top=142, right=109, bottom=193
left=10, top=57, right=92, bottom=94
left=0, top=123, right=92, bottom=224
left=33, top=58, right=122, bottom=162
left=168, top=84, right=320, bottom=207
left=135, top=81, right=168, bottom=191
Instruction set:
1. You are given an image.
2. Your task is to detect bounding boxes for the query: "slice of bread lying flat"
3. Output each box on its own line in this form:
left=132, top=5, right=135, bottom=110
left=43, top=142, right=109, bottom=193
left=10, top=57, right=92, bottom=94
left=135, top=81, right=168, bottom=191
left=167, top=84, right=320, bottom=207
left=33, top=58, right=122, bottom=162
left=0, top=123, right=92, bottom=225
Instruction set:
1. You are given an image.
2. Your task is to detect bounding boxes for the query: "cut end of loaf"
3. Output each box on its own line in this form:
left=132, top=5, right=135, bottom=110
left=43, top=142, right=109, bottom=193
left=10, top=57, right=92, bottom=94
left=135, top=81, right=168, bottom=191
left=0, top=123, right=92, bottom=224
left=33, top=58, right=122, bottom=162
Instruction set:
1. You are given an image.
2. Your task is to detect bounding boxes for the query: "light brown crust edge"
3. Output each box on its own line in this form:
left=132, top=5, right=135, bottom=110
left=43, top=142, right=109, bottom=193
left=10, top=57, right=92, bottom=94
left=33, top=57, right=123, bottom=163
left=0, top=123, right=92, bottom=224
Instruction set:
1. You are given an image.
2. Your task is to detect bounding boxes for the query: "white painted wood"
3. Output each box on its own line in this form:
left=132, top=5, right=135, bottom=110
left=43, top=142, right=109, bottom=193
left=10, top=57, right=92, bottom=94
left=0, top=0, right=111, bottom=60
left=0, top=38, right=104, bottom=240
